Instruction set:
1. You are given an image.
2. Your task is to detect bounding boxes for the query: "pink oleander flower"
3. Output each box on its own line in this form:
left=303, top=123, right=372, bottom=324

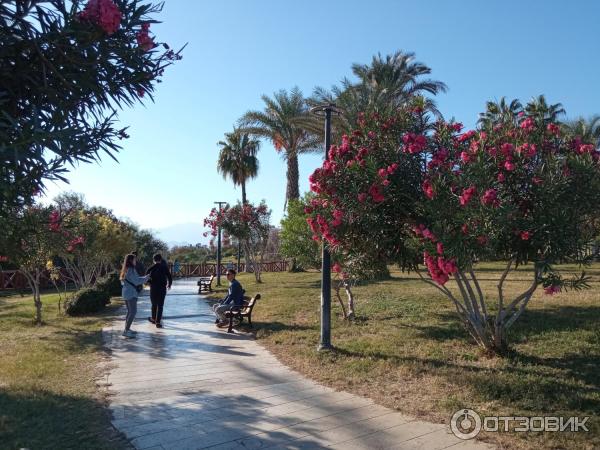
left=136, top=23, right=155, bottom=51
left=378, top=168, right=388, bottom=178
left=457, top=130, right=476, bottom=142
left=332, top=263, right=342, bottom=273
left=79, top=0, right=122, bottom=35
left=436, top=242, right=444, bottom=255
left=544, top=285, right=561, bottom=295
left=481, top=188, right=500, bottom=207
left=520, top=231, right=531, bottom=240
left=520, top=117, right=535, bottom=132
left=368, top=185, right=385, bottom=203
left=460, top=151, right=471, bottom=164
left=497, top=172, right=506, bottom=182
left=357, top=193, right=367, bottom=203
left=459, top=186, right=477, bottom=206
left=504, top=160, right=515, bottom=171
left=368, top=131, right=376, bottom=139
left=500, top=143, right=514, bottom=156
left=547, top=123, right=560, bottom=136
left=422, top=179, right=435, bottom=199
left=578, top=144, right=595, bottom=154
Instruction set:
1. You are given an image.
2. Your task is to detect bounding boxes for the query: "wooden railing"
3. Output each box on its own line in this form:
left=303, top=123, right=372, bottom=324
left=168, top=261, right=289, bottom=277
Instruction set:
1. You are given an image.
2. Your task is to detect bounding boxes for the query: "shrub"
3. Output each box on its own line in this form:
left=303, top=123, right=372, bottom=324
left=65, top=287, right=110, bottom=316
left=95, top=272, right=122, bottom=297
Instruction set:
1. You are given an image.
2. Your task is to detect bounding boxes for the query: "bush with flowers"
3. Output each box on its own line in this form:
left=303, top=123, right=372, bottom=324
left=307, top=100, right=600, bottom=354
left=204, top=202, right=271, bottom=282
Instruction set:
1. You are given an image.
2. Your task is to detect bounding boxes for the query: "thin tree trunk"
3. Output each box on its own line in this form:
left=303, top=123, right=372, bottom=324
left=241, top=181, right=247, bottom=205
left=285, top=152, right=300, bottom=206
left=343, top=280, right=356, bottom=320
left=333, top=282, right=348, bottom=319
left=34, top=269, right=42, bottom=325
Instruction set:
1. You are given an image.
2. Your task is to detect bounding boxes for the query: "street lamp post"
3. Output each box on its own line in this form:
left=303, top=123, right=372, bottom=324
left=310, top=103, right=340, bottom=351
left=214, top=201, right=227, bottom=286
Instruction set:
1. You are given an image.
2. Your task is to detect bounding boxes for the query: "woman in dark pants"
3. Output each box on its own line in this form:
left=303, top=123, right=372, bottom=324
left=145, top=254, right=172, bottom=328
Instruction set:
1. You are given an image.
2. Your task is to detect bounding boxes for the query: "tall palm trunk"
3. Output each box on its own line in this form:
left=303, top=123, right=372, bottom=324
left=241, top=181, right=247, bottom=205
left=285, top=151, right=300, bottom=206
left=240, top=179, right=246, bottom=272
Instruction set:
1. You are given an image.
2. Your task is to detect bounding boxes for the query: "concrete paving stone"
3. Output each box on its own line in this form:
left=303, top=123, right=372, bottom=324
left=105, top=279, right=494, bottom=450
left=131, top=427, right=205, bottom=449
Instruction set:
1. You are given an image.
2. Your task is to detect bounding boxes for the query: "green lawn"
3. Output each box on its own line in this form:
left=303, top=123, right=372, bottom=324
left=0, top=291, right=131, bottom=450
left=220, top=264, right=600, bottom=450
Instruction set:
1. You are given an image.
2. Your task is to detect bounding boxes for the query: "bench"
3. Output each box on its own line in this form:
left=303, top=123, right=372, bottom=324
left=224, top=294, right=261, bottom=333
left=197, top=275, right=215, bottom=294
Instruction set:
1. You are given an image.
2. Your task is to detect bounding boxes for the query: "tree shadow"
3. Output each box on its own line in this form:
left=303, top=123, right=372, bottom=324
left=0, top=389, right=131, bottom=449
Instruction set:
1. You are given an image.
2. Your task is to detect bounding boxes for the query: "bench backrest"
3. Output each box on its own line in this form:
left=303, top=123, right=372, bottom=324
left=242, top=294, right=261, bottom=314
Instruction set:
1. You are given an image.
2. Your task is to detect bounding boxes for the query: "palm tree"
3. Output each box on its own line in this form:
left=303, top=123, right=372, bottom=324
left=478, top=96, right=565, bottom=129
left=478, top=97, right=523, bottom=128
left=239, top=88, right=320, bottom=209
left=563, top=115, right=600, bottom=148
left=216, top=128, right=260, bottom=204
left=310, top=50, right=447, bottom=135
left=524, top=95, right=565, bottom=123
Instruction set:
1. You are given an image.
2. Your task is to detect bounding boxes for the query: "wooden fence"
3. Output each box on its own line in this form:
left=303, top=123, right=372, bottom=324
left=168, top=261, right=289, bottom=277
left=0, top=261, right=290, bottom=290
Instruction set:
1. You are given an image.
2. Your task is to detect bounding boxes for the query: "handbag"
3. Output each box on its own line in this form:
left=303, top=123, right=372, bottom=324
left=125, top=278, right=143, bottom=293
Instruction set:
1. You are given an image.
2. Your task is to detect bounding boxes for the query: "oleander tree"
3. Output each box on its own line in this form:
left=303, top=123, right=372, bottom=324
left=204, top=202, right=271, bottom=282
left=305, top=106, right=426, bottom=280
left=58, top=207, right=135, bottom=288
left=413, top=106, right=600, bottom=353
left=0, top=0, right=182, bottom=216
left=2, top=205, right=72, bottom=324
left=306, top=100, right=600, bottom=354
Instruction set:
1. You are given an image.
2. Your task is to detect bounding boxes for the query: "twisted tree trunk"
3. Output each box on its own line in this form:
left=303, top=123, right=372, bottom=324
left=416, top=262, right=541, bottom=355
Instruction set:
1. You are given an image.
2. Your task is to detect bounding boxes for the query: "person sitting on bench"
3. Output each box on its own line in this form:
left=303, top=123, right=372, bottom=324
left=213, top=269, right=244, bottom=327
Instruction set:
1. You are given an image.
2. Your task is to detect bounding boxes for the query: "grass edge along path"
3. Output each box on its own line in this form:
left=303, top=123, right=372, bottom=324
left=0, top=291, right=132, bottom=450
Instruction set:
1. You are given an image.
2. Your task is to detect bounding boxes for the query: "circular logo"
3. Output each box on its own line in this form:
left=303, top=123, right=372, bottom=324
left=450, top=409, right=482, bottom=440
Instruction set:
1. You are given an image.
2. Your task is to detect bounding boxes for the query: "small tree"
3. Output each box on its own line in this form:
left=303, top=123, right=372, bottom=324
left=204, top=202, right=271, bottom=282
left=3, top=206, right=69, bottom=324
left=280, top=197, right=321, bottom=271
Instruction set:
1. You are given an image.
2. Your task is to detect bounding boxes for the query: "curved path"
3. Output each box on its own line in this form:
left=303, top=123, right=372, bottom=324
left=103, top=279, right=494, bottom=450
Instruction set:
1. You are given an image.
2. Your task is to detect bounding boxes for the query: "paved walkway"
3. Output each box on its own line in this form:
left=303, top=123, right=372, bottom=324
left=103, top=279, right=494, bottom=450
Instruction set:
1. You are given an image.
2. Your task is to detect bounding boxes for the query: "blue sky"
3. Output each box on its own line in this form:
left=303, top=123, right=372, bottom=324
left=44, top=0, right=600, bottom=242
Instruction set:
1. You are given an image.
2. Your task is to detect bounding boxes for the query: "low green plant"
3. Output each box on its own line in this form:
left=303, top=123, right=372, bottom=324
left=65, top=287, right=110, bottom=316
left=95, top=272, right=121, bottom=297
